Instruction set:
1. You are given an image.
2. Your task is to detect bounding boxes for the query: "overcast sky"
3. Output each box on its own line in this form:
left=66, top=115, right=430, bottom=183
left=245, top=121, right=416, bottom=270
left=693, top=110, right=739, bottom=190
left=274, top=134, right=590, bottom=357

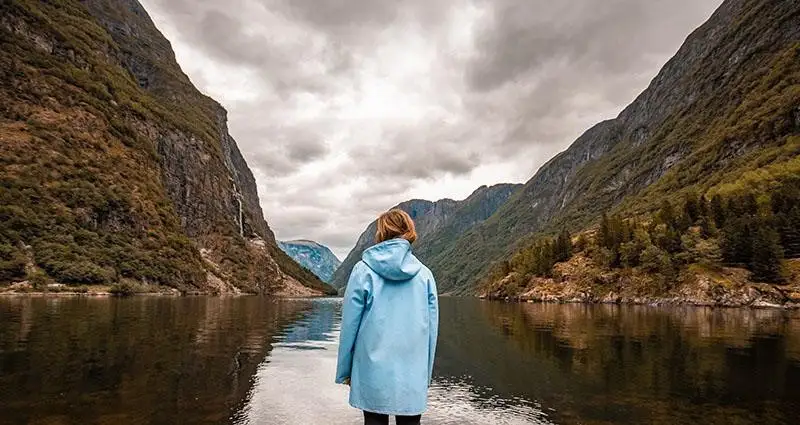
left=140, top=0, right=722, bottom=259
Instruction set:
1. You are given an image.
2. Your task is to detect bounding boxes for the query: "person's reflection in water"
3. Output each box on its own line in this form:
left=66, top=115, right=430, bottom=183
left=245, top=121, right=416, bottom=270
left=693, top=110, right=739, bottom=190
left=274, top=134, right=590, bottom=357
left=335, top=209, right=440, bottom=425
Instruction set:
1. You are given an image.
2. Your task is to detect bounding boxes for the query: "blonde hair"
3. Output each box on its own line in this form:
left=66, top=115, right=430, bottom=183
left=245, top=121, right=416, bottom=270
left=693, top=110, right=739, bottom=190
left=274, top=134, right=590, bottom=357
left=375, top=209, right=417, bottom=244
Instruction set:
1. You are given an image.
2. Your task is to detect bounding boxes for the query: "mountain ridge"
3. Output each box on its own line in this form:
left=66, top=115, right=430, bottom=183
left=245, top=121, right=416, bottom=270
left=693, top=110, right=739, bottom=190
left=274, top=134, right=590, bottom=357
left=427, top=0, right=800, bottom=294
left=331, top=183, right=522, bottom=289
left=278, top=240, right=341, bottom=284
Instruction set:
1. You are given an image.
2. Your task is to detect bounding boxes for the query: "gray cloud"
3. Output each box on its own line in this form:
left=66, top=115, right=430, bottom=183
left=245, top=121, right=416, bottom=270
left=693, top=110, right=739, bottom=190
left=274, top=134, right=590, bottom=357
left=279, top=0, right=401, bottom=30
left=467, top=0, right=720, bottom=91
left=141, top=0, right=723, bottom=258
left=357, top=123, right=484, bottom=179
left=274, top=0, right=456, bottom=38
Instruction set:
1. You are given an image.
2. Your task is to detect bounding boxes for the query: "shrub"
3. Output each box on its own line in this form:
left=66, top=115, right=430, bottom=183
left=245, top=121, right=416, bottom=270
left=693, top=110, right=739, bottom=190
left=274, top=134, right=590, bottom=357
left=0, top=243, right=27, bottom=282
left=28, top=270, right=54, bottom=290
left=592, top=247, right=615, bottom=269
left=640, top=244, right=673, bottom=277
left=109, top=279, right=150, bottom=296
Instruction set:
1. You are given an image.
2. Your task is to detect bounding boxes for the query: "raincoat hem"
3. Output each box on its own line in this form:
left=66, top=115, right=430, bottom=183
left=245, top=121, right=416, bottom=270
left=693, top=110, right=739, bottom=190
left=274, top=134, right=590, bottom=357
left=350, top=401, right=427, bottom=416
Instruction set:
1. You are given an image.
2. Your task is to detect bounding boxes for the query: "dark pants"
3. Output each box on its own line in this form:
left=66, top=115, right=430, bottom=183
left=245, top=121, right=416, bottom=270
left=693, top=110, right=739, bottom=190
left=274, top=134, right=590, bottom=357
left=363, top=411, right=422, bottom=425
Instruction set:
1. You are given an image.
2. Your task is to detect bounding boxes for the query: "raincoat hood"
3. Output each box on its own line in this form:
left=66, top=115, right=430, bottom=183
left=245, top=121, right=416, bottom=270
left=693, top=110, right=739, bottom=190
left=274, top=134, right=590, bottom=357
left=361, top=238, right=422, bottom=281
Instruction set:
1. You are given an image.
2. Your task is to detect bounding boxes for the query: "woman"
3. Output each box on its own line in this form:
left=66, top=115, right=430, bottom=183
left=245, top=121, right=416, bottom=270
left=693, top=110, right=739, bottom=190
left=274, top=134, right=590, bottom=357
left=335, top=209, right=439, bottom=425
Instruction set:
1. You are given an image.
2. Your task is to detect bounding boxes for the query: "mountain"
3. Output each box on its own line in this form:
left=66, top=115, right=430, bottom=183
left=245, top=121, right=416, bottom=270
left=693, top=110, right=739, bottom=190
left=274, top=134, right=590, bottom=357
left=428, top=0, right=800, bottom=294
left=0, top=0, right=335, bottom=295
left=331, top=184, right=522, bottom=289
left=278, top=240, right=341, bottom=284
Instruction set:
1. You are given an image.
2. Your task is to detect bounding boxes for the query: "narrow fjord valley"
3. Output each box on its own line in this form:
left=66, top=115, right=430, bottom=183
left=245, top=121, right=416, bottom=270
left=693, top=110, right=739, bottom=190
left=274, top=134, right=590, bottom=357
left=1, top=0, right=800, bottom=424
left=0, top=0, right=796, bottom=304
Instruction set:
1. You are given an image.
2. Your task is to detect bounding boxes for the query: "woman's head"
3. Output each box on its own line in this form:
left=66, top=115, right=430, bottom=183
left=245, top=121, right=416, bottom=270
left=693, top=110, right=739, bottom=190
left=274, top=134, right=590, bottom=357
left=375, top=209, right=417, bottom=244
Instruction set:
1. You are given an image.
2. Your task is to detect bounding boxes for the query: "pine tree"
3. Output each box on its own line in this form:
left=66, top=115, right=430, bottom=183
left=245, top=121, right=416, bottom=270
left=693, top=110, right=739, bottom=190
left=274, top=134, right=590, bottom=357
left=500, top=260, right=511, bottom=277
left=710, top=194, right=726, bottom=228
left=750, top=226, right=785, bottom=283
left=721, top=215, right=754, bottom=266
left=726, top=194, right=758, bottom=218
left=770, top=183, right=800, bottom=215
left=620, top=228, right=649, bottom=268
left=610, top=215, right=627, bottom=267
left=543, top=241, right=555, bottom=276
left=599, top=213, right=612, bottom=249
left=741, top=193, right=759, bottom=216
left=652, top=202, right=682, bottom=253
left=658, top=200, right=677, bottom=229
left=532, top=240, right=556, bottom=277
left=640, top=243, right=673, bottom=277
left=683, top=193, right=701, bottom=225
left=697, top=195, right=710, bottom=221
left=555, top=229, right=572, bottom=263
left=659, top=226, right=682, bottom=254
left=776, top=206, right=800, bottom=258
left=770, top=183, right=800, bottom=259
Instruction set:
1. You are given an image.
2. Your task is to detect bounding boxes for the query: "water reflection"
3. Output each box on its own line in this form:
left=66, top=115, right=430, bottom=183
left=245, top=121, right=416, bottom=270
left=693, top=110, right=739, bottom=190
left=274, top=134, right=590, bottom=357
left=235, top=298, right=549, bottom=425
left=469, top=300, right=800, bottom=425
left=1, top=297, right=798, bottom=425
left=0, top=297, right=313, bottom=425
left=426, top=377, right=550, bottom=424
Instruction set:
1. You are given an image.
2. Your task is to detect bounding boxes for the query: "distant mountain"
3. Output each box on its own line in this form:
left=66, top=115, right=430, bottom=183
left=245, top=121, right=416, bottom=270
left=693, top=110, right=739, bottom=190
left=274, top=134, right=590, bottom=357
left=331, top=184, right=522, bottom=289
left=278, top=240, right=341, bottom=283
left=428, top=0, right=800, bottom=294
left=0, top=0, right=333, bottom=295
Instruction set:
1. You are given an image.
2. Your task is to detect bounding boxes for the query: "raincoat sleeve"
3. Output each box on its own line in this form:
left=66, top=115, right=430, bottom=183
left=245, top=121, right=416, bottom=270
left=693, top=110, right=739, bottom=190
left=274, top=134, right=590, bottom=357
left=335, top=263, right=368, bottom=384
left=427, top=273, right=439, bottom=384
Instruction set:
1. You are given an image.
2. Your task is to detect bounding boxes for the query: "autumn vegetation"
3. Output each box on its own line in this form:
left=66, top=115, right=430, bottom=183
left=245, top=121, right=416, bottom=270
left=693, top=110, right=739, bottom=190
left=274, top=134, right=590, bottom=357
left=483, top=179, right=800, bottom=298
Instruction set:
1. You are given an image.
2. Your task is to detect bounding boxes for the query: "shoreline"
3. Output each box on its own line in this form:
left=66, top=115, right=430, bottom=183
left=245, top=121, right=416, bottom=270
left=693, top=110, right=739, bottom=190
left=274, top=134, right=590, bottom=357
left=0, top=279, right=332, bottom=298
left=3, top=290, right=797, bottom=309
left=480, top=286, right=800, bottom=309
left=481, top=295, right=800, bottom=310
left=0, top=291, right=333, bottom=298
left=0, top=287, right=333, bottom=298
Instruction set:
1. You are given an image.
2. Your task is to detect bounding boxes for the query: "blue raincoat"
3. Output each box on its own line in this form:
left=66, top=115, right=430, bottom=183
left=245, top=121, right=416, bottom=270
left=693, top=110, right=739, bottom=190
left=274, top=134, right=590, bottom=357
left=335, top=238, right=439, bottom=416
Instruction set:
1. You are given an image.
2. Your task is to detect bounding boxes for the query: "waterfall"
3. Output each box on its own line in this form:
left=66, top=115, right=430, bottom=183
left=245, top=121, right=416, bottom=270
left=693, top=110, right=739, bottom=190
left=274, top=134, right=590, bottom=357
left=236, top=196, right=243, bottom=236
left=232, top=182, right=244, bottom=237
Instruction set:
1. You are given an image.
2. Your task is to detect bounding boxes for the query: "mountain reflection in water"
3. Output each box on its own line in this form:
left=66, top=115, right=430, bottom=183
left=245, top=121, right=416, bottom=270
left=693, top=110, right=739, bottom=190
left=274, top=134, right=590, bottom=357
left=1, top=297, right=798, bottom=424
left=234, top=298, right=549, bottom=425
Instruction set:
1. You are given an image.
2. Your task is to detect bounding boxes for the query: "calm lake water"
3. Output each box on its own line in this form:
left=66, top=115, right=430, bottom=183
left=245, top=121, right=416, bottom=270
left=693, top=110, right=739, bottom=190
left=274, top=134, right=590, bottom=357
left=1, top=297, right=799, bottom=424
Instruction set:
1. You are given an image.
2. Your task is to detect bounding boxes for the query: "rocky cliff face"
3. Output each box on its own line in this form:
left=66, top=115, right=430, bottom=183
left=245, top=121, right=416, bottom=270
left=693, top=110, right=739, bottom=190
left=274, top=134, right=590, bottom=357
left=331, top=184, right=521, bottom=289
left=278, top=240, right=342, bottom=283
left=428, top=0, right=800, bottom=294
left=81, top=0, right=271, bottom=241
left=0, top=0, right=332, bottom=294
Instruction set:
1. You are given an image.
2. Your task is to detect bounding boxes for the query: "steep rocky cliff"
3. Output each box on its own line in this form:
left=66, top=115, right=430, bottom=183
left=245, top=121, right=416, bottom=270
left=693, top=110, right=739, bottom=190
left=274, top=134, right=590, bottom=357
left=429, top=0, right=800, bottom=294
left=331, top=184, right=521, bottom=289
left=0, top=0, right=334, bottom=294
left=278, top=240, right=341, bottom=284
